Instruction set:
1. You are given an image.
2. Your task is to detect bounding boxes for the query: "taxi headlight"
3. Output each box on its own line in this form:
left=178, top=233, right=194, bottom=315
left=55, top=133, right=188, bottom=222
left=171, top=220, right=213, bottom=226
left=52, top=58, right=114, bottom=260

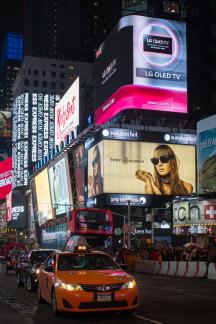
left=56, top=281, right=83, bottom=291
left=121, top=279, right=136, bottom=290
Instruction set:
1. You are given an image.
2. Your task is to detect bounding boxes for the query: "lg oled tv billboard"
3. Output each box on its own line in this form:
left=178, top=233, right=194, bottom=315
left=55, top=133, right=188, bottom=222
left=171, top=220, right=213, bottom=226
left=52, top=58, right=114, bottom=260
left=197, top=114, right=216, bottom=194
left=55, top=77, right=79, bottom=146
left=88, top=140, right=195, bottom=197
left=95, top=15, right=187, bottom=124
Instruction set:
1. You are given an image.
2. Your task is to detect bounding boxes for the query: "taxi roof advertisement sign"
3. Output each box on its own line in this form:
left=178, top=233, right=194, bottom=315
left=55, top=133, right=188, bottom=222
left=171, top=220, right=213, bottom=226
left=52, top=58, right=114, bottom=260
left=95, top=15, right=187, bottom=124
left=55, top=77, right=79, bottom=146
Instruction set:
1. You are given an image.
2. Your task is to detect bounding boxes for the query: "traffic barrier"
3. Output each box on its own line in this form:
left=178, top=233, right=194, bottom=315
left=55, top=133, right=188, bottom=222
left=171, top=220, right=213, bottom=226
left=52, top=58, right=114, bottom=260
left=135, top=260, right=160, bottom=274
left=207, top=263, right=216, bottom=280
left=135, top=260, right=207, bottom=278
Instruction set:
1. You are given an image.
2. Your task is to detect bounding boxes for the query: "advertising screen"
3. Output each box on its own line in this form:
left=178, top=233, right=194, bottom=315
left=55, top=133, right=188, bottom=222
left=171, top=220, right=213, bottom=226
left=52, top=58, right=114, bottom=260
left=88, top=140, right=196, bottom=197
left=55, top=77, right=79, bottom=146
left=73, top=144, right=85, bottom=205
left=197, top=114, right=216, bottom=194
left=95, top=15, right=187, bottom=124
left=48, top=154, right=73, bottom=216
left=75, top=209, right=113, bottom=235
left=32, top=168, right=53, bottom=225
left=0, top=157, right=12, bottom=199
left=0, top=111, right=12, bottom=137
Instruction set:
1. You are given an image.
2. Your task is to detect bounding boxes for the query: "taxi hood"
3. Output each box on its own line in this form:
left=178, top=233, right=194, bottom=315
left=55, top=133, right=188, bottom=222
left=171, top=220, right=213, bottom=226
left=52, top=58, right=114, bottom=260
left=57, top=269, right=132, bottom=284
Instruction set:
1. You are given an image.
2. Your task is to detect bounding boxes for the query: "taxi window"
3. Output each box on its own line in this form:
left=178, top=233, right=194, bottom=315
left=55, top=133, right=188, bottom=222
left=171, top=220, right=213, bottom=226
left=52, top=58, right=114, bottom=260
left=58, top=254, right=120, bottom=271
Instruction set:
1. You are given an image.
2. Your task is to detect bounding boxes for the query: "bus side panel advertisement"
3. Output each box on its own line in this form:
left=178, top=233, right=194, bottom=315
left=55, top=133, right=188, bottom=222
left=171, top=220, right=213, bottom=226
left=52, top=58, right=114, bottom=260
left=88, top=140, right=196, bottom=197
left=48, top=154, right=73, bottom=216
left=95, top=15, right=187, bottom=124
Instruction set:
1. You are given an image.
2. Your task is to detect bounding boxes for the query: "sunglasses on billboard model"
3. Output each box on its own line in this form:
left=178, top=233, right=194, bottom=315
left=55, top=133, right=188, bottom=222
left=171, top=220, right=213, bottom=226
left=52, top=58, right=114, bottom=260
left=92, top=157, right=99, bottom=166
left=150, top=155, right=172, bottom=166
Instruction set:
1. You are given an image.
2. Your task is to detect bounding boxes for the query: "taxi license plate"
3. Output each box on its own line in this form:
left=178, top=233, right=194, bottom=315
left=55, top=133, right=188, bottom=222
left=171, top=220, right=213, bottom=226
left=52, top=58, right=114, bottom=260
left=96, top=294, right=112, bottom=302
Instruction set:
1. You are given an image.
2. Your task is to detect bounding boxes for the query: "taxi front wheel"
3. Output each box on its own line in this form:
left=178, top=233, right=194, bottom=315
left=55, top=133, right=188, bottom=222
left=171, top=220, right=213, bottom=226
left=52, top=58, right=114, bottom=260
left=51, top=289, right=61, bottom=316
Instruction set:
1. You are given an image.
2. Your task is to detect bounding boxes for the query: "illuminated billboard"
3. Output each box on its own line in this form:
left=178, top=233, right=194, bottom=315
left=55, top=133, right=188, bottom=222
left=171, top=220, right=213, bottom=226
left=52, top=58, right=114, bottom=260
left=31, top=168, right=53, bottom=226
left=55, top=77, right=79, bottom=146
left=12, top=93, right=60, bottom=188
left=0, top=157, right=12, bottom=199
left=95, top=15, right=187, bottom=124
left=88, top=140, right=195, bottom=197
left=0, top=111, right=12, bottom=137
left=48, top=154, right=73, bottom=216
left=197, top=114, right=216, bottom=194
left=73, top=144, right=85, bottom=205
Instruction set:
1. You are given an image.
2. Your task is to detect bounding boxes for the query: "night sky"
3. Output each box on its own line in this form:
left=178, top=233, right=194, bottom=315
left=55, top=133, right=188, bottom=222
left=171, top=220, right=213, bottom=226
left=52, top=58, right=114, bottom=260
left=0, top=0, right=23, bottom=48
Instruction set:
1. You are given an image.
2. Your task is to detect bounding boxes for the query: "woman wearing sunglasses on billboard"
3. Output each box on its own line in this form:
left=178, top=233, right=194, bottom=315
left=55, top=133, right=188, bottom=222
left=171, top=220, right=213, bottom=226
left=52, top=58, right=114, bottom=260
left=88, top=144, right=103, bottom=197
left=135, top=144, right=193, bottom=195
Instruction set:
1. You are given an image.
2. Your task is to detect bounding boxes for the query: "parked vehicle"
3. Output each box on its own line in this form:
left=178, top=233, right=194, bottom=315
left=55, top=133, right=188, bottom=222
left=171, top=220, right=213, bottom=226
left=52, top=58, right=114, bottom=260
left=3, top=243, right=27, bottom=274
left=16, top=249, right=56, bottom=292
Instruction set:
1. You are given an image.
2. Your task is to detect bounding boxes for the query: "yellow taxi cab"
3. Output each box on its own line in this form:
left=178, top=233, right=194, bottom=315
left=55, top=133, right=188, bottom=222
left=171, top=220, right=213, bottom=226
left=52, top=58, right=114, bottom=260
left=36, top=241, right=139, bottom=316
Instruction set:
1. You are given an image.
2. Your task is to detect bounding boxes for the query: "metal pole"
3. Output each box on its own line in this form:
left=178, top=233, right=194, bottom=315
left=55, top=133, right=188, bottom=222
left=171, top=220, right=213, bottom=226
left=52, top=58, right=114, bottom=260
left=128, top=200, right=131, bottom=250
left=151, top=211, right=154, bottom=244
left=123, top=215, right=126, bottom=248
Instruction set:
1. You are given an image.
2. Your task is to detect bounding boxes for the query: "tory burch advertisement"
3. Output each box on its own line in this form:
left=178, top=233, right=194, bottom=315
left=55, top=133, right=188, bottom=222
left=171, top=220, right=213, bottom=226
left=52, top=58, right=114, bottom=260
left=88, top=140, right=196, bottom=197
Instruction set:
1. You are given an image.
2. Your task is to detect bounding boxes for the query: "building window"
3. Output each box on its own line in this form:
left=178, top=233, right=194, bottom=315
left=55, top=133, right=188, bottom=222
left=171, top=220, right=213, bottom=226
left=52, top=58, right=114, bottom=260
left=51, top=82, right=56, bottom=89
left=163, top=1, right=179, bottom=14
left=51, top=71, right=56, bottom=77
left=60, top=82, right=65, bottom=90
left=24, top=79, right=29, bottom=86
left=42, top=70, right=46, bottom=77
left=60, top=64, right=65, bottom=68
left=42, top=81, right=47, bottom=88
left=51, top=63, right=56, bottom=67
left=33, top=80, right=38, bottom=87
left=60, top=72, right=65, bottom=78
left=33, top=69, right=39, bottom=76
left=28, top=69, right=31, bottom=75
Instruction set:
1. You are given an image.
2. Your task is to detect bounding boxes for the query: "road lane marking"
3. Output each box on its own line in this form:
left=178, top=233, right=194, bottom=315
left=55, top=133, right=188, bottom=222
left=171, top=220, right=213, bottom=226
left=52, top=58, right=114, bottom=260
left=132, top=314, right=163, bottom=324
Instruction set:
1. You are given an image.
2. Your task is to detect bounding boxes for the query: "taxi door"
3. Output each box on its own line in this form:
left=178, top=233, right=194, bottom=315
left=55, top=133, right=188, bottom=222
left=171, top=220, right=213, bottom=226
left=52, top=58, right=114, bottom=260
left=43, top=255, right=56, bottom=302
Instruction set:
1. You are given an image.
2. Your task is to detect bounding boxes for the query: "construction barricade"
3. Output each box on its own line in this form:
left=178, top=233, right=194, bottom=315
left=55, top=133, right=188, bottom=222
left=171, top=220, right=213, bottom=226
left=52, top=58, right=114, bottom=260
left=207, top=263, right=216, bottom=280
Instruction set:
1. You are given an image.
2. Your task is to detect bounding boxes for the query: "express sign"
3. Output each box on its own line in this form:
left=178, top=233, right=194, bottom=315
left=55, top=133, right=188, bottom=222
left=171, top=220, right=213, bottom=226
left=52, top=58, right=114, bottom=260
left=55, top=77, right=79, bottom=145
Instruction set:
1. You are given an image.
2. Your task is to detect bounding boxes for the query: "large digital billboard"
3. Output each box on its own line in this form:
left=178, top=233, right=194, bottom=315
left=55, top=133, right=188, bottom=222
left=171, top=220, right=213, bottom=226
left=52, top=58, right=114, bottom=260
left=48, top=154, right=73, bottom=216
left=31, top=168, right=53, bottom=226
left=197, top=114, right=216, bottom=194
left=88, top=140, right=196, bottom=197
left=55, top=77, right=79, bottom=146
left=0, top=157, right=12, bottom=199
left=95, top=15, right=187, bottom=124
left=73, top=144, right=85, bottom=205
left=0, top=111, right=12, bottom=137
left=12, top=93, right=60, bottom=188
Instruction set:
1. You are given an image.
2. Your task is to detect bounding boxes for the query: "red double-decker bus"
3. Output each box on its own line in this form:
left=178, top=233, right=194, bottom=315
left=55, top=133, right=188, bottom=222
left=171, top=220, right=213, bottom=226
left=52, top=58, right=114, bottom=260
left=41, top=208, right=113, bottom=254
left=67, top=208, right=113, bottom=253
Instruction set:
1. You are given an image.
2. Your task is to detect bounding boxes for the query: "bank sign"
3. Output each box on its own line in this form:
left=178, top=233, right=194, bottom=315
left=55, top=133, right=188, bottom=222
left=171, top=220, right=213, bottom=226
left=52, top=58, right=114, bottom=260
left=55, top=77, right=79, bottom=146
left=173, top=200, right=216, bottom=226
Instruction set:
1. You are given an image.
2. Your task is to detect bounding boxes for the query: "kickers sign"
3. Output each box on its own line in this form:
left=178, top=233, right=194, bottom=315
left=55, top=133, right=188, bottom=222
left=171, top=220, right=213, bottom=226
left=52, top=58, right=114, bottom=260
left=55, top=77, right=79, bottom=146
left=0, top=157, right=12, bottom=199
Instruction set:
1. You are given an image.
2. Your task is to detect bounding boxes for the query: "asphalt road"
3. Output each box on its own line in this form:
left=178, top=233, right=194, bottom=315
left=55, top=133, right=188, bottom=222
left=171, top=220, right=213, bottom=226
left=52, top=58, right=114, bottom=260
left=0, top=263, right=216, bottom=324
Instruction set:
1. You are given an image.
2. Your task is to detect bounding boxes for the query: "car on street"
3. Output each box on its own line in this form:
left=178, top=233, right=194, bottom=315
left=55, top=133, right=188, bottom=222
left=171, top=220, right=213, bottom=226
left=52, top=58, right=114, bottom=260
left=36, top=243, right=139, bottom=316
left=17, top=249, right=57, bottom=292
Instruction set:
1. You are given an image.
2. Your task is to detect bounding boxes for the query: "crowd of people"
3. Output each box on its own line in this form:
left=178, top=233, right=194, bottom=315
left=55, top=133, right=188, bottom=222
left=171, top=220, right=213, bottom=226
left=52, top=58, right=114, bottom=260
left=137, top=243, right=216, bottom=264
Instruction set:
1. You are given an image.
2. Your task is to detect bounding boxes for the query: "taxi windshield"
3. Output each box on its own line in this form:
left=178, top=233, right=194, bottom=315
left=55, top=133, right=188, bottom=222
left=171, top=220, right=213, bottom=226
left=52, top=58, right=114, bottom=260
left=58, top=254, right=120, bottom=271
